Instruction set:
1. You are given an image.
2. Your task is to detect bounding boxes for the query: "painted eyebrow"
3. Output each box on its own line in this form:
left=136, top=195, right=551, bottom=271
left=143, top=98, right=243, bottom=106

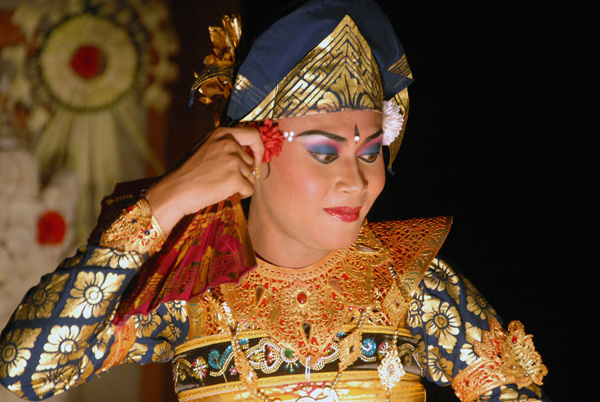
left=363, top=129, right=384, bottom=143
left=295, top=129, right=383, bottom=143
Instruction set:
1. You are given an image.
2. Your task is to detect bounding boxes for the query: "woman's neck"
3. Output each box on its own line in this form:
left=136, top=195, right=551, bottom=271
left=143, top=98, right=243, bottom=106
left=247, top=203, right=330, bottom=269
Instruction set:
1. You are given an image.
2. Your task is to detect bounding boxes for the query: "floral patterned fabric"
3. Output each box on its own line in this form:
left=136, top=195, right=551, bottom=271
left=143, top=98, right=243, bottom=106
left=407, top=258, right=547, bottom=401
left=0, top=236, right=548, bottom=401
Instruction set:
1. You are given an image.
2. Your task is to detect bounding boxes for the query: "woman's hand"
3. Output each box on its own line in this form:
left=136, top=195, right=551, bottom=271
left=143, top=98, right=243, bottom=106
left=145, top=126, right=264, bottom=234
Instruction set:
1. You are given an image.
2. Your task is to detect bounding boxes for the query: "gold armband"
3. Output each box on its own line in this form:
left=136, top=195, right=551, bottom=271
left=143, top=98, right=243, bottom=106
left=452, top=319, right=548, bottom=402
left=99, top=198, right=167, bottom=255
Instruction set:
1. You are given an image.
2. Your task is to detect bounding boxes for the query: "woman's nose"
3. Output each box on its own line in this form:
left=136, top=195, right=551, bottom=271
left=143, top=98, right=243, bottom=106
left=336, top=159, right=367, bottom=194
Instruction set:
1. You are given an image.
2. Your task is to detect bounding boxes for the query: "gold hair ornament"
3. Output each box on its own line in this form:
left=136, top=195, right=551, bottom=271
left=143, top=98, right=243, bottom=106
left=190, top=14, right=242, bottom=127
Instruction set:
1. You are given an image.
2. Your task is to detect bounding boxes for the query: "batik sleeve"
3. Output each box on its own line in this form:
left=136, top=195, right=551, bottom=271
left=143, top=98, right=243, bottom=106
left=0, top=245, right=143, bottom=399
left=0, top=196, right=189, bottom=400
left=406, top=257, right=549, bottom=402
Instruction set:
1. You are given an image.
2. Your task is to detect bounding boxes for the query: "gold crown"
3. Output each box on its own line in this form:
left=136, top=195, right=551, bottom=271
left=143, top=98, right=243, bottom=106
left=236, top=15, right=383, bottom=121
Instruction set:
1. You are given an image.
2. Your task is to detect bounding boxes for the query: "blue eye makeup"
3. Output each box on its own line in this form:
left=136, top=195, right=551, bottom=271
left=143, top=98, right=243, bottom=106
left=306, top=143, right=339, bottom=154
left=358, top=139, right=382, bottom=163
left=305, top=143, right=340, bottom=164
left=296, top=130, right=382, bottom=164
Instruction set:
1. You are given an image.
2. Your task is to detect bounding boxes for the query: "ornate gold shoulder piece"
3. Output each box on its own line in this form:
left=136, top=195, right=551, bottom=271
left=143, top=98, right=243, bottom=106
left=369, top=217, right=452, bottom=300
left=452, top=319, right=548, bottom=401
left=237, top=14, right=383, bottom=121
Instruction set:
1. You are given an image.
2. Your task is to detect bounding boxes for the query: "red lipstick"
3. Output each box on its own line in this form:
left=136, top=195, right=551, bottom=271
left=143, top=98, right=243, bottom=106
left=323, top=207, right=362, bottom=222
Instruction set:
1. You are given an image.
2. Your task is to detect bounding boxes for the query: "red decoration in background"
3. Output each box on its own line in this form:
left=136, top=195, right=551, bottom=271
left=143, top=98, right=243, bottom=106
left=37, top=210, right=67, bottom=245
left=70, top=45, right=104, bottom=79
left=249, top=119, right=285, bottom=163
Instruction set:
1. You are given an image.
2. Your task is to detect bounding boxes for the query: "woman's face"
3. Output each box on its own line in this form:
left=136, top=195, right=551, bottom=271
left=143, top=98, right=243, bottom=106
left=248, top=110, right=386, bottom=267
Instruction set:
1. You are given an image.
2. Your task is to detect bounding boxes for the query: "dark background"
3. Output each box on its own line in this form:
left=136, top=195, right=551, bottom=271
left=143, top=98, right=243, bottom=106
left=370, top=2, right=594, bottom=401
left=165, top=1, right=594, bottom=400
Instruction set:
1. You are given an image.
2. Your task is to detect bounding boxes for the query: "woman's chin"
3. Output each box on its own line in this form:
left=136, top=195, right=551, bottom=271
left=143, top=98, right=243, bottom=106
left=316, top=225, right=363, bottom=251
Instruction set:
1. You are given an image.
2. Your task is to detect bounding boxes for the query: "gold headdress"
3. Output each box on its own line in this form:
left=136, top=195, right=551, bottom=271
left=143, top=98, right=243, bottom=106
left=237, top=15, right=383, bottom=121
left=193, top=2, right=413, bottom=168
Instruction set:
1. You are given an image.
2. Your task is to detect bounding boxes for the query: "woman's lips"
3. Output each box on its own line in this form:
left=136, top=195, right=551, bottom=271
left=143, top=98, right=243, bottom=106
left=323, top=207, right=362, bottom=222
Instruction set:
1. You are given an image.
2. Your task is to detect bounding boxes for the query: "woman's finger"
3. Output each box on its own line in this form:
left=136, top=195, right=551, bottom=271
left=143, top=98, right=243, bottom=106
left=215, top=126, right=265, bottom=166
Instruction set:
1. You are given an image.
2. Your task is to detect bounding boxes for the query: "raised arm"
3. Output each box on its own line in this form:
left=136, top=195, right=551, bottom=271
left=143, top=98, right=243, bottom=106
left=0, top=126, right=264, bottom=400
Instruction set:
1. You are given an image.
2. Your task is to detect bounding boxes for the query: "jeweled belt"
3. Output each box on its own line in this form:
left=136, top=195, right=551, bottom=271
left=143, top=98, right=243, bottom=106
left=173, top=327, right=423, bottom=397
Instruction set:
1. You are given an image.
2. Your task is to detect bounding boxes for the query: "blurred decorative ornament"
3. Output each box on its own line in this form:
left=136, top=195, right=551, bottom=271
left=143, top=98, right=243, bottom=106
left=38, top=13, right=138, bottom=110
left=1, top=0, right=180, bottom=243
left=37, top=210, right=67, bottom=245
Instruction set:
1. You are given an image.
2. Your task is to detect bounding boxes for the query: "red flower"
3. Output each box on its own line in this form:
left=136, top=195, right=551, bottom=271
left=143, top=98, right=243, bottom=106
left=249, top=119, right=285, bottom=163
left=70, top=45, right=104, bottom=79
left=37, top=210, right=67, bottom=245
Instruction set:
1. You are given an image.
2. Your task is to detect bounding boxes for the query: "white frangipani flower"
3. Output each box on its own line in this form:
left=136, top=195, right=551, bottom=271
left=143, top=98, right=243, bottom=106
left=381, top=100, right=405, bottom=146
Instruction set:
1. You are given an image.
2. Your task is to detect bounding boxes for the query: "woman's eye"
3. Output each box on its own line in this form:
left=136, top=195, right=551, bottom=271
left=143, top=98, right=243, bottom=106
left=310, top=152, right=339, bottom=164
left=358, top=153, right=379, bottom=163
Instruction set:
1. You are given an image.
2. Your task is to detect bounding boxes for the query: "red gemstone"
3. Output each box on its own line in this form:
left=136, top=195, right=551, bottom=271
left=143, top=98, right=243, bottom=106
left=297, top=292, right=307, bottom=304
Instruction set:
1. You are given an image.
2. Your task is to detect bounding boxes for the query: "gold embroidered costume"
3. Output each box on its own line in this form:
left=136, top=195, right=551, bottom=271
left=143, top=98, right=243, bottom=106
left=0, top=1, right=548, bottom=401
left=0, top=205, right=547, bottom=401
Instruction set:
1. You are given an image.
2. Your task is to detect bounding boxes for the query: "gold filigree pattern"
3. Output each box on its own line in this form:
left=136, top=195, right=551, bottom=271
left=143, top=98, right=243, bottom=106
left=221, top=223, right=388, bottom=363
left=338, top=326, right=364, bottom=372
left=122, top=342, right=149, bottom=364
left=14, top=274, right=69, bottom=320
left=87, top=247, right=145, bottom=269
left=239, top=15, right=383, bottom=121
left=151, top=342, right=174, bottom=363
left=59, top=271, right=125, bottom=319
left=135, top=312, right=162, bottom=337
left=452, top=319, right=548, bottom=402
left=31, top=355, right=93, bottom=398
left=37, top=325, right=95, bottom=370
left=170, top=219, right=451, bottom=401
left=191, top=14, right=242, bottom=126
left=426, top=346, right=454, bottom=384
left=369, top=218, right=453, bottom=317
left=99, top=198, right=166, bottom=256
left=422, top=299, right=461, bottom=353
left=423, top=259, right=461, bottom=304
left=0, top=328, right=41, bottom=378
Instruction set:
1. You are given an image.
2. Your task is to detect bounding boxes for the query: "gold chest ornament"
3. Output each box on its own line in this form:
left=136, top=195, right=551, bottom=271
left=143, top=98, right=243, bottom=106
left=221, top=225, right=390, bottom=365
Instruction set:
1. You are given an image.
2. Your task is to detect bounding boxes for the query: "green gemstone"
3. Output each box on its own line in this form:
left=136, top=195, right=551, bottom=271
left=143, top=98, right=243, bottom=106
left=284, top=349, right=294, bottom=359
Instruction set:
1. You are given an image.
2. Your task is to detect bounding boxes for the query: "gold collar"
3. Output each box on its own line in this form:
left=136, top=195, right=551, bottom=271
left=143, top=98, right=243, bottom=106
left=221, top=223, right=390, bottom=363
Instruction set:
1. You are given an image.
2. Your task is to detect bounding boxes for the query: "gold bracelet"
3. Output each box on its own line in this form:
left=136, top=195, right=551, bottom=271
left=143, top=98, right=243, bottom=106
left=100, top=198, right=167, bottom=255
